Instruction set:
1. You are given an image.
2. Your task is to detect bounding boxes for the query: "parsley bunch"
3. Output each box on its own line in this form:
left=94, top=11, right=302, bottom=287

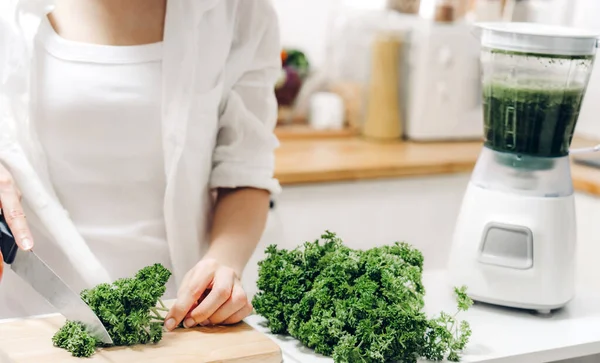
left=52, top=263, right=172, bottom=357
left=253, top=231, right=473, bottom=363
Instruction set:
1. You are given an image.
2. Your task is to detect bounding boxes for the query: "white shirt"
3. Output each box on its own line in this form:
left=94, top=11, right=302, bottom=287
left=33, top=18, right=176, bottom=296
left=0, top=0, right=281, bottom=319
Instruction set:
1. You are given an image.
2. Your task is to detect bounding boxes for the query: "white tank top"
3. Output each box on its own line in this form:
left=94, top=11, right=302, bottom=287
left=31, top=18, right=177, bottom=296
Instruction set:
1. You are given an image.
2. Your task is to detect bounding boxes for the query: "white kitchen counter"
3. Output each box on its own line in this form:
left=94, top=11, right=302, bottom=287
left=246, top=270, right=600, bottom=363
left=2, top=272, right=599, bottom=363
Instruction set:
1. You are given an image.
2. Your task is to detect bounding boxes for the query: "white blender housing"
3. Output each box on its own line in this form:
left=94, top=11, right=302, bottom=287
left=448, top=23, right=600, bottom=313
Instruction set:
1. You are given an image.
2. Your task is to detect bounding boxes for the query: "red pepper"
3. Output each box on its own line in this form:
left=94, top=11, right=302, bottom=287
left=281, top=50, right=288, bottom=64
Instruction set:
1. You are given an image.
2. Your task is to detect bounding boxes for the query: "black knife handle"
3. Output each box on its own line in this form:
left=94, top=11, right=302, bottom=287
left=0, top=213, right=18, bottom=265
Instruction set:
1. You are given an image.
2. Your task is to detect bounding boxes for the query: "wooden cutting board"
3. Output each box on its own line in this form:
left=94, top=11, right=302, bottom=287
left=0, top=314, right=282, bottom=363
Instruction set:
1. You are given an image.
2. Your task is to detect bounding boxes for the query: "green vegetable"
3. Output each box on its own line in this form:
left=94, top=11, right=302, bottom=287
left=52, top=263, right=172, bottom=357
left=481, top=48, right=593, bottom=158
left=486, top=48, right=593, bottom=60
left=52, top=321, right=98, bottom=358
left=483, top=80, right=586, bottom=158
left=253, top=231, right=473, bottom=363
left=283, top=49, right=310, bottom=78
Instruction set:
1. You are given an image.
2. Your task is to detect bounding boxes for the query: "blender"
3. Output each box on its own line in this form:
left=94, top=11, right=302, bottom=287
left=448, top=23, right=600, bottom=313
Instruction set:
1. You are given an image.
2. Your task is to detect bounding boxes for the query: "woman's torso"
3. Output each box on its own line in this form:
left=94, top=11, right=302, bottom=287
left=0, top=3, right=178, bottom=318
left=34, top=15, right=176, bottom=287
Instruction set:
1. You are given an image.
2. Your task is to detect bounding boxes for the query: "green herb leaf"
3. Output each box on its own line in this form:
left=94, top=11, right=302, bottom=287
left=53, top=263, right=172, bottom=357
left=52, top=321, right=98, bottom=358
left=253, top=231, right=472, bottom=363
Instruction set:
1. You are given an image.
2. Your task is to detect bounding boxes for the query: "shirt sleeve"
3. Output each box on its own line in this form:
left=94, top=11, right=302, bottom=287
left=209, top=1, right=282, bottom=195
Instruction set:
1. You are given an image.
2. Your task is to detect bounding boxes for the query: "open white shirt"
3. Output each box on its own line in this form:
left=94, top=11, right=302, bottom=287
left=0, top=17, right=178, bottom=318
left=0, top=0, right=281, bottom=318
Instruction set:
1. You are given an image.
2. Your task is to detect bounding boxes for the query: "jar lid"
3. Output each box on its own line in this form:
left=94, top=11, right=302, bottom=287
left=476, top=22, right=600, bottom=56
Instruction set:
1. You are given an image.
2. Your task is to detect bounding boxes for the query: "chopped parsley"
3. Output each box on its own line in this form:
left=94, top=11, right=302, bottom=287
left=52, top=263, right=172, bottom=357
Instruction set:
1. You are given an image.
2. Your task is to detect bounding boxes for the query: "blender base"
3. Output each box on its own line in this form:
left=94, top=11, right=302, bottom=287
left=448, top=182, right=577, bottom=312
left=468, top=293, right=570, bottom=314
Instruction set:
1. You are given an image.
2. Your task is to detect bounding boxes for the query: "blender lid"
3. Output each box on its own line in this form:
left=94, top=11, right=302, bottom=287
left=476, top=22, right=600, bottom=56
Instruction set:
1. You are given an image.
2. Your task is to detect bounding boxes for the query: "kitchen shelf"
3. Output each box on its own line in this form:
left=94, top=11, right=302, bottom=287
left=274, top=136, right=600, bottom=197
left=275, top=124, right=359, bottom=140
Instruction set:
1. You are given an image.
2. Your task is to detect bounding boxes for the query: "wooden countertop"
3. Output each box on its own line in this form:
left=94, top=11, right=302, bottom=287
left=274, top=136, right=600, bottom=196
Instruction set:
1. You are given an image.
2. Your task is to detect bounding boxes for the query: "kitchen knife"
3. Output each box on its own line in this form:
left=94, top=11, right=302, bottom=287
left=0, top=213, right=113, bottom=345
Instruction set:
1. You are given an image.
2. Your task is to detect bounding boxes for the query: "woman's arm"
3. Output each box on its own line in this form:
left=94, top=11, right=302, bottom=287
left=164, top=188, right=270, bottom=330
left=204, top=187, right=270, bottom=278
left=164, top=0, right=281, bottom=330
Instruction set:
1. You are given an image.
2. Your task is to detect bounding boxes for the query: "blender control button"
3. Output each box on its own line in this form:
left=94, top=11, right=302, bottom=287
left=477, top=222, right=533, bottom=270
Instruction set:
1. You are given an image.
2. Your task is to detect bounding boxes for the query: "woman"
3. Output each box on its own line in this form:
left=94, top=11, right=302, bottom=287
left=0, top=0, right=281, bottom=332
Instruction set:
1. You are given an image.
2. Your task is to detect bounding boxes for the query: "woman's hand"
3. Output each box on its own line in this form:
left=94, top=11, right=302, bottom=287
left=162, top=188, right=268, bottom=331
left=164, top=258, right=253, bottom=331
left=0, top=163, right=34, bottom=282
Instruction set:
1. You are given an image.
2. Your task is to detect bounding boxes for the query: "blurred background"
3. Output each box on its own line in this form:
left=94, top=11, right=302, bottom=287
left=270, top=0, right=600, bottom=140
left=257, top=7, right=600, bottom=361
left=253, top=0, right=600, bottom=313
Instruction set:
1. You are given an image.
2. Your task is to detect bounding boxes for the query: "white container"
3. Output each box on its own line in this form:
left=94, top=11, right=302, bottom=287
left=308, top=92, right=345, bottom=130
left=404, top=21, right=484, bottom=141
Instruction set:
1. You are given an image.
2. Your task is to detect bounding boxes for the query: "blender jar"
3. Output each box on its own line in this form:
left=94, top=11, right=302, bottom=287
left=478, top=23, right=599, bottom=158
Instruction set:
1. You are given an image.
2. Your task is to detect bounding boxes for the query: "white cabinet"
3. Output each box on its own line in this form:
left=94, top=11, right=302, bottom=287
left=268, top=174, right=470, bottom=267
left=243, top=174, right=472, bottom=297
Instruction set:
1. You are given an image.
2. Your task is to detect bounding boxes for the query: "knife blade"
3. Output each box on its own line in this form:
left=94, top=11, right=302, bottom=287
left=0, top=213, right=113, bottom=345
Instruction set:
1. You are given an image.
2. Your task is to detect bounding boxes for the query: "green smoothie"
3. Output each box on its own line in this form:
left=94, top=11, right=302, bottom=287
left=483, top=79, right=587, bottom=158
